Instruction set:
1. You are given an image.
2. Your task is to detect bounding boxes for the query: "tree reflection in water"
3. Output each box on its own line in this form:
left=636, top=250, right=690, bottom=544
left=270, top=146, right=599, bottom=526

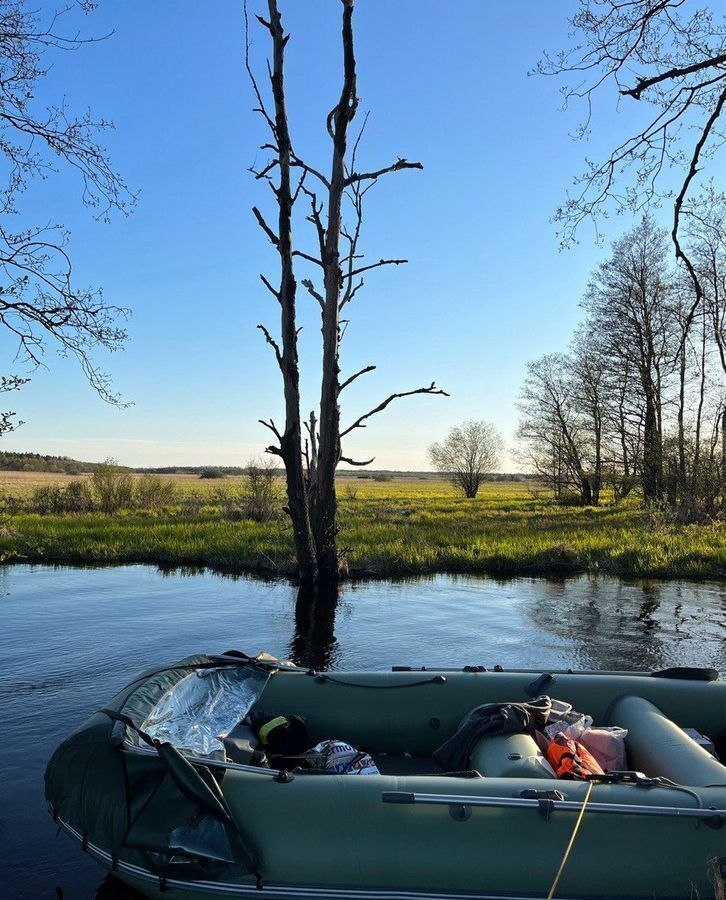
left=288, top=581, right=341, bottom=670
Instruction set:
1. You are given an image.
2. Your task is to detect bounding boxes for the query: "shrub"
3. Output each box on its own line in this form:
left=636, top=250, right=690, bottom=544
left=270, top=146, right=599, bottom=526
left=342, top=482, right=359, bottom=501
left=211, top=485, right=244, bottom=521
left=243, top=457, right=279, bottom=522
left=199, top=467, right=225, bottom=480
left=30, top=485, right=65, bottom=514
left=135, top=474, right=176, bottom=509
left=62, top=480, right=94, bottom=513
left=30, top=480, right=94, bottom=514
left=92, top=459, right=134, bottom=513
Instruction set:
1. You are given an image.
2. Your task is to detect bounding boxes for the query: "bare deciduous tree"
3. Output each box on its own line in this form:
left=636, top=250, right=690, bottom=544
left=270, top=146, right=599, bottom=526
left=582, top=216, right=678, bottom=502
left=517, top=354, right=598, bottom=505
left=247, top=0, right=446, bottom=582
left=428, top=420, right=503, bottom=499
left=0, top=1, right=134, bottom=416
left=570, top=329, right=607, bottom=505
left=540, top=1, right=726, bottom=333
left=518, top=208, right=726, bottom=519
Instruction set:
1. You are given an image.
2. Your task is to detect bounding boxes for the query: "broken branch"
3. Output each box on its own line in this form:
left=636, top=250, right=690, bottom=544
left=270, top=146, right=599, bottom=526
left=339, top=364, right=376, bottom=392
left=259, top=273, right=280, bottom=301
left=292, top=249, right=324, bottom=268
left=257, top=323, right=283, bottom=367
left=252, top=206, right=279, bottom=248
left=672, top=85, right=726, bottom=342
left=339, top=277, right=364, bottom=311
left=301, top=278, right=324, bottom=309
left=290, top=154, right=330, bottom=189
left=339, top=454, right=375, bottom=466
left=341, top=382, right=449, bottom=437
left=345, top=158, right=423, bottom=186
left=345, top=258, right=407, bottom=279
left=258, top=417, right=282, bottom=441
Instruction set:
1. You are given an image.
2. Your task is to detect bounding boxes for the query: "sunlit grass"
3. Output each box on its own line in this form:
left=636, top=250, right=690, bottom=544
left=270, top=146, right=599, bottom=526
left=1, top=475, right=725, bottom=579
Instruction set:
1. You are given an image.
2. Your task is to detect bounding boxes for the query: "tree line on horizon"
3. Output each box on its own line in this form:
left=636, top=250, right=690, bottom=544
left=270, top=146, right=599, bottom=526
left=0, top=448, right=534, bottom=483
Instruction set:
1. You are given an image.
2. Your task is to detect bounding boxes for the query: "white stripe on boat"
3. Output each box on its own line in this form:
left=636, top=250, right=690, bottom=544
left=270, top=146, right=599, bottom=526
left=56, top=816, right=571, bottom=900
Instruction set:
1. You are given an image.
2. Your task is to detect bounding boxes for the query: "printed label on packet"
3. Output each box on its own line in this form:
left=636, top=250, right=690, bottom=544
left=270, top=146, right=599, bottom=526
left=312, top=740, right=380, bottom=775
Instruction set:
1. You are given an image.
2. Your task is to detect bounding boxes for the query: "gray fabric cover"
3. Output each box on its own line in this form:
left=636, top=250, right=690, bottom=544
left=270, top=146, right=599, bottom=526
left=45, top=656, right=258, bottom=876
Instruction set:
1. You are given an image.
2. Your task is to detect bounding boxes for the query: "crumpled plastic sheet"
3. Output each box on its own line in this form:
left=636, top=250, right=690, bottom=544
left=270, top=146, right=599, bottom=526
left=141, top=666, right=269, bottom=757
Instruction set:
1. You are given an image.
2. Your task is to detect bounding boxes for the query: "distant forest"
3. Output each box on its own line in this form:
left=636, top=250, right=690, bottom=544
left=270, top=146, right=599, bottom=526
left=0, top=452, right=124, bottom=474
left=0, top=451, right=532, bottom=481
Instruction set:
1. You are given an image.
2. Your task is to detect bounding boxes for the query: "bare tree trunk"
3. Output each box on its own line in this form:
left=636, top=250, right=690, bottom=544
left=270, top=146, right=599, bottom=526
left=642, top=395, right=661, bottom=502
left=693, top=303, right=707, bottom=497
left=249, top=0, right=444, bottom=583
left=677, top=329, right=687, bottom=499
left=617, top=380, right=632, bottom=498
left=592, top=409, right=602, bottom=506
left=290, top=582, right=339, bottom=670
left=252, top=2, right=317, bottom=582
left=309, top=0, right=358, bottom=581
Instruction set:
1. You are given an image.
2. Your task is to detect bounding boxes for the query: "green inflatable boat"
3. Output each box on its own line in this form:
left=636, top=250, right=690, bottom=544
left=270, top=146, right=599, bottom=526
left=45, top=653, right=726, bottom=899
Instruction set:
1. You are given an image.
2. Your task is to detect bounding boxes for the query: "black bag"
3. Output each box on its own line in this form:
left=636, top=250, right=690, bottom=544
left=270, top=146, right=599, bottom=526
left=250, top=713, right=310, bottom=756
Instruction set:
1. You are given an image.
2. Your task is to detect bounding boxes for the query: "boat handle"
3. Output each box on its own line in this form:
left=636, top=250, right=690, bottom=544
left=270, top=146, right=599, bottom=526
left=381, top=791, right=726, bottom=822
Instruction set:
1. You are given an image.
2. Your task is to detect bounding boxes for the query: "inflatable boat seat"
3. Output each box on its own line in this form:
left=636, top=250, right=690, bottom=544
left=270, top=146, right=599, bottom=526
left=469, top=732, right=553, bottom=779
left=608, top=695, right=726, bottom=787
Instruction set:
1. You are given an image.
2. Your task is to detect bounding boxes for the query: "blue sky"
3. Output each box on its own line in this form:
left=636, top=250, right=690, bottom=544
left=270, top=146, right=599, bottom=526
left=1, top=0, right=654, bottom=470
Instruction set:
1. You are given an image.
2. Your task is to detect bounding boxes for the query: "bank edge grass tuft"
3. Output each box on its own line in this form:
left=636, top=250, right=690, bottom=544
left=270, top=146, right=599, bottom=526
left=1, top=477, right=726, bottom=580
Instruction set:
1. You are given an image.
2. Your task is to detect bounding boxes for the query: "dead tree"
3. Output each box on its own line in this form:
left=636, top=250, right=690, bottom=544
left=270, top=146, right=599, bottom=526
left=248, top=0, right=446, bottom=582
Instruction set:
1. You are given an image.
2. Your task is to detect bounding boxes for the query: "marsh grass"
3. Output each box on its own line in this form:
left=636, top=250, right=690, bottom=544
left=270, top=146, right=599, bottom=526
left=1, top=475, right=725, bottom=579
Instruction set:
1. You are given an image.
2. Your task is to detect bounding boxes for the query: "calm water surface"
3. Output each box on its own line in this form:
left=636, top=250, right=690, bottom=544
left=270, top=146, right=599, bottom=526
left=1, top=564, right=726, bottom=898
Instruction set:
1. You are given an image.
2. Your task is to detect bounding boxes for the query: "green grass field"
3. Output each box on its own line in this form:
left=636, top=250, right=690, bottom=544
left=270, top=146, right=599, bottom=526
left=1, top=473, right=726, bottom=579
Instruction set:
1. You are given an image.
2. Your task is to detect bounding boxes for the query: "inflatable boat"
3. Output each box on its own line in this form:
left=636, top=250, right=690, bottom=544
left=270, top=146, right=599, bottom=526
left=45, top=653, right=726, bottom=899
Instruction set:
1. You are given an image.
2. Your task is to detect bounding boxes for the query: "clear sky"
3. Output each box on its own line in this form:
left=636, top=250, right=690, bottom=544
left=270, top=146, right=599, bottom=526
left=0, top=0, right=655, bottom=470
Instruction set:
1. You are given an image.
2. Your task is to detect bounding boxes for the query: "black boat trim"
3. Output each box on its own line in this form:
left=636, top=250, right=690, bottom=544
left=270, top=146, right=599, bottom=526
left=391, top=666, right=720, bottom=681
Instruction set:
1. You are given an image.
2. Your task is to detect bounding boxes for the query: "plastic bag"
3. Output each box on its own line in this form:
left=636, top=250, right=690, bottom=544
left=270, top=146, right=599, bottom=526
left=579, top=726, right=628, bottom=771
left=309, top=740, right=379, bottom=775
left=545, top=714, right=593, bottom=743
left=547, top=733, right=604, bottom=779
left=544, top=716, right=627, bottom=771
left=548, top=698, right=585, bottom=726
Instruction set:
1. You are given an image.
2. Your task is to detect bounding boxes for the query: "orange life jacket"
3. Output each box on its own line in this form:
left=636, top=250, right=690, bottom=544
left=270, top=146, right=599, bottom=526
left=546, top=732, right=604, bottom=780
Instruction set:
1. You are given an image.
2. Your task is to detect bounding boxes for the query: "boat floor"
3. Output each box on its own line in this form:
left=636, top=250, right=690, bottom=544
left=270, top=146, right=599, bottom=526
left=372, top=754, right=444, bottom=776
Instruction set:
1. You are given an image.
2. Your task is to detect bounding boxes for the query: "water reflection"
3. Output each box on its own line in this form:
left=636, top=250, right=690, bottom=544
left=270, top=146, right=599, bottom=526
left=516, top=576, right=726, bottom=673
left=288, top=582, right=340, bottom=669
left=4, top=565, right=726, bottom=899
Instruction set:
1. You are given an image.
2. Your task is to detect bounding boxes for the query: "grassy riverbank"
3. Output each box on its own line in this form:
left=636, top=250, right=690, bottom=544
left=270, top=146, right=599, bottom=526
left=1, top=474, right=726, bottom=579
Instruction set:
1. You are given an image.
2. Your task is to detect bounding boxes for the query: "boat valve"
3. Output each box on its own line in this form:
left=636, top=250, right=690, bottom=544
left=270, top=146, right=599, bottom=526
left=449, top=803, right=471, bottom=822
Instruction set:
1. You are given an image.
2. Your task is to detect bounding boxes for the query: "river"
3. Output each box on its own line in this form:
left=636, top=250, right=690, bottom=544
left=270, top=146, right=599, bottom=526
left=1, top=564, right=725, bottom=897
